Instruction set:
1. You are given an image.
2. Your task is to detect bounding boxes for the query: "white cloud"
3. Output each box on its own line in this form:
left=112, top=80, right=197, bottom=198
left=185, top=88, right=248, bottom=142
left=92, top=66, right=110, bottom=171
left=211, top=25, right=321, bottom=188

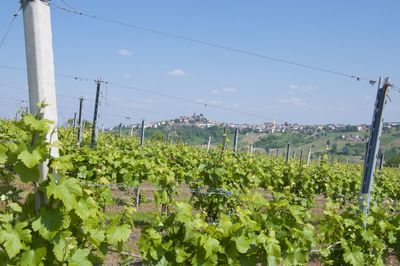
left=277, top=97, right=307, bottom=107
left=124, top=74, right=131, bottom=79
left=117, top=49, right=132, bottom=56
left=289, top=83, right=318, bottom=92
left=222, top=87, right=236, bottom=92
left=312, top=105, right=344, bottom=112
left=168, top=69, right=186, bottom=77
left=211, top=87, right=236, bottom=94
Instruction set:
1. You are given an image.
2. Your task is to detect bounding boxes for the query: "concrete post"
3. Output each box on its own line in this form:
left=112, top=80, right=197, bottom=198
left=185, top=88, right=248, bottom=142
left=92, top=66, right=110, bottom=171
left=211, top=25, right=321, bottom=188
left=22, top=0, right=58, bottom=210
left=207, top=136, right=211, bottom=152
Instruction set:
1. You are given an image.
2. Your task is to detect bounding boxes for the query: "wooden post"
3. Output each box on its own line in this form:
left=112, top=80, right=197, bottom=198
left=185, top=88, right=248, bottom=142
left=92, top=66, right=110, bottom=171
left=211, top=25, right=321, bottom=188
left=233, top=128, right=239, bottom=154
left=140, top=120, right=145, bottom=147
left=299, top=150, right=303, bottom=164
left=91, top=78, right=101, bottom=147
left=285, top=143, right=290, bottom=163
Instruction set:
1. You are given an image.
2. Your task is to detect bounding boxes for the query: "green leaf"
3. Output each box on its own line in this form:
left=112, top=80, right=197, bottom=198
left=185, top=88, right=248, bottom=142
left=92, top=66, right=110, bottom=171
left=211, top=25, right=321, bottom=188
left=0, top=222, right=31, bottom=258
left=343, top=246, right=364, bottom=266
left=214, top=168, right=225, bottom=176
left=8, top=202, right=22, bottom=212
left=219, top=214, right=232, bottom=237
left=176, top=248, right=190, bottom=263
left=266, top=242, right=281, bottom=258
left=155, top=256, right=168, bottom=266
left=68, top=248, right=92, bottom=266
left=235, top=235, right=250, bottom=254
left=47, top=177, right=82, bottom=211
left=202, top=237, right=220, bottom=258
left=32, top=208, right=68, bottom=240
left=0, top=145, right=7, bottom=164
left=88, top=229, right=105, bottom=247
left=53, top=231, right=76, bottom=262
left=20, top=247, right=47, bottom=266
left=54, top=236, right=68, bottom=262
left=175, top=202, right=192, bottom=223
left=18, top=150, right=41, bottom=168
left=0, top=213, right=14, bottom=223
left=22, top=115, right=49, bottom=132
left=74, top=199, right=91, bottom=220
left=106, top=224, right=131, bottom=246
left=14, top=161, right=40, bottom=183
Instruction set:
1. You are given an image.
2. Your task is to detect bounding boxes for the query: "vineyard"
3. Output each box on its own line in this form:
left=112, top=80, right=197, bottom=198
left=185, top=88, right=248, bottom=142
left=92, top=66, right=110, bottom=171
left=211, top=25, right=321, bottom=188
left=1, top=114, right=400, bottom=265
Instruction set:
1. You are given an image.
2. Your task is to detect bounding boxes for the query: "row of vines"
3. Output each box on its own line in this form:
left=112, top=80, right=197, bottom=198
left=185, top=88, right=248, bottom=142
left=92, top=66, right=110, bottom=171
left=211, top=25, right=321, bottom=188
left=1, top=114, right=399, bottom=265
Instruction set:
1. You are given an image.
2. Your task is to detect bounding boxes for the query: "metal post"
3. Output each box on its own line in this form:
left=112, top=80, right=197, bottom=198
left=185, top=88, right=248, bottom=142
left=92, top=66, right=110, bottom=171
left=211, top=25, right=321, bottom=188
left=233, top=128, right=239, bottom=154
left=207, top=136, right=211, bottom=152
left=165, top=130, right=170, bottom=144
left=299, top=150, right=303, bottom=164
left=140, top=120, right=145, bottom=147
left=22, top=0, right=59, bottom=211
left=359, top=77, right=390, bottom=216
left=135, top=186, right=141, bottom=208
left=77, top=97, right=84, bottom=145
left=379, top=153, right=385, bottom=174
left=285, top=143, right=290, bottom=163
left=306, top=148, right=312, bottom=167
left=91, top=78, right=101, bottom=147
left=363, top=141, right=369, bottom=163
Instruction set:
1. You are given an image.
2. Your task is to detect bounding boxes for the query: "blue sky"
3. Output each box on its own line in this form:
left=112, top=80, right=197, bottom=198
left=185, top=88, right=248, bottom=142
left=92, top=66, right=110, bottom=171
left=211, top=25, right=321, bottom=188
left=1, top=0, right=399, bottom=126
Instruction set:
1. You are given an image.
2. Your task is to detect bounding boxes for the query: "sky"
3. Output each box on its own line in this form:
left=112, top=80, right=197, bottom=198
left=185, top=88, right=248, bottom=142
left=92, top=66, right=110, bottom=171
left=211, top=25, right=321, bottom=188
left=1, top=0, right=400, bottom=127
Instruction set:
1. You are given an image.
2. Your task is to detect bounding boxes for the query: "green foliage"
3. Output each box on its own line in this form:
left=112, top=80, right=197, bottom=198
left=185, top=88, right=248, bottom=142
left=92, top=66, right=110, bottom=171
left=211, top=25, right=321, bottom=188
left=255, top=132, right=316, bottom=150
left=318, top=201, right=400, bottom=265
left=0, top=114, right=133, bottom=265
left=3, top=113, right=400, bottom=265
left=139, top=194, right=316, bottom=265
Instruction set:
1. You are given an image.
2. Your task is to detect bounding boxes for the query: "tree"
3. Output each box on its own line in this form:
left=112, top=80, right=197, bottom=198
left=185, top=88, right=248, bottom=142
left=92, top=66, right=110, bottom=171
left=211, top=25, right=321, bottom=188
left=342, top=144, right=351, bottom=155
left=331, top=143, right=338, bottom=154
